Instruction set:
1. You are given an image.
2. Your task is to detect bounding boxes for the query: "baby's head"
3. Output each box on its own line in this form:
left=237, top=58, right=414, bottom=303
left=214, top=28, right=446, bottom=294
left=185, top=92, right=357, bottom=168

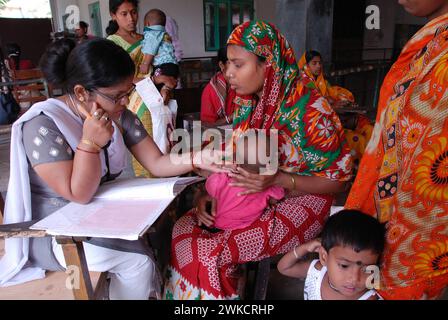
left=144, top=9, right=166, bottom=27
left=318, top=210, right=385, bottom=298
left=234, top=129, right=278, bottom=175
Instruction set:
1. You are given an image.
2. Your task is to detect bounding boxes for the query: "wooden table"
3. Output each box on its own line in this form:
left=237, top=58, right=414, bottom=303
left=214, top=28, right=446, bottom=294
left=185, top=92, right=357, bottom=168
left=0, top=204, right=177, bottom=300
left=0, top=221, right=107, bottom=300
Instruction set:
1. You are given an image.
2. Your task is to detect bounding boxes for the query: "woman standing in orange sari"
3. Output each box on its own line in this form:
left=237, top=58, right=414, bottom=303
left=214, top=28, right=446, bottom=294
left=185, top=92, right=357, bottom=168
left=346, top=0, right=448, bottom=299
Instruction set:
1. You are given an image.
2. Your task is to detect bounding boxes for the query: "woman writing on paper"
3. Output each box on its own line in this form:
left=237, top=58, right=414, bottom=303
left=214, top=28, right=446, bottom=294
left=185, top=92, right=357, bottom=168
left=0, top=38, right=223, bottom=299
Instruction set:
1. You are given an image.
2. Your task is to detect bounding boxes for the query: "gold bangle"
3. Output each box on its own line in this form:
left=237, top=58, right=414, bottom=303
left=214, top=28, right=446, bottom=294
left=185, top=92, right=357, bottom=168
left=76, top=146, right=100, bottom=154
left=290, top=174, right=296, bottom=191
left=80, top=139, right=101, bottom=151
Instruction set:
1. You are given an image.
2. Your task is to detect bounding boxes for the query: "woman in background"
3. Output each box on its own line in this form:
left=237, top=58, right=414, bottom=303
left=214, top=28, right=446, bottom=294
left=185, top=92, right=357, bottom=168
left=299, top=50, right=373, bottom=165
left=200, top=46, right=235, bottom=125
left=106, top=0, right=177, bottom=177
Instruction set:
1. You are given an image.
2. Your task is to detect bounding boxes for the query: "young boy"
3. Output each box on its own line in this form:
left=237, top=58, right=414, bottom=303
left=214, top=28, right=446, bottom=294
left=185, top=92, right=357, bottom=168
left=277, top=209, right=385, bottom=300
left=140, top=9, right=179, bottom=87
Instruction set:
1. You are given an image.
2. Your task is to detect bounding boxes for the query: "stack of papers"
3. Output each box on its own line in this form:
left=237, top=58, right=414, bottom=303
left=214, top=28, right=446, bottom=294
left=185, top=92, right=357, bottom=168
left=31, top=177, right=203, bottom=240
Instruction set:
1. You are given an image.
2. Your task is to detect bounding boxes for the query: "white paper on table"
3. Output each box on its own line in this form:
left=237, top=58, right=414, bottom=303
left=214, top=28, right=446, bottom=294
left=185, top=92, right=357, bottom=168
left=30, top=176, right=204, bottom=240
left=30, top=198, right=173, bottom=240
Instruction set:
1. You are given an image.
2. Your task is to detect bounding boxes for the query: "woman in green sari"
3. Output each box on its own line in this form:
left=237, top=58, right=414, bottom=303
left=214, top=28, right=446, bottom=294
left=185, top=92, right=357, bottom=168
left=106, top=0, right=177, bottom=177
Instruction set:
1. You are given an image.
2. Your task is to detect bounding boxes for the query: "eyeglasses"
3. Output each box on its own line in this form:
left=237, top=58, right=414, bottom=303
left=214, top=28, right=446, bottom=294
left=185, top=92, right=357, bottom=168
left=89, top=84, right=136, bottom=105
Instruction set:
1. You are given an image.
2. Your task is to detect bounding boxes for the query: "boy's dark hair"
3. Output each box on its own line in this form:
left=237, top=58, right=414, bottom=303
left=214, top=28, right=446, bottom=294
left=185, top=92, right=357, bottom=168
left=321, top=210, right=386, bottom=255
left=235, top=129, right=277, bottom=174
left=145, top=9, right=166, bottom=26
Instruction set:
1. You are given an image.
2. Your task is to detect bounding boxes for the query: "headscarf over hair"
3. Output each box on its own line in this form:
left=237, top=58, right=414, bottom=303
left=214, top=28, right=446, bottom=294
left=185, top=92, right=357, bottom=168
left=227, top=20, right=352, bottom=180
left=298, top=52, right=354, bottom=103
left=298, top=52, right=329, bottom=97
left=228, top=20, right=299, bottom=130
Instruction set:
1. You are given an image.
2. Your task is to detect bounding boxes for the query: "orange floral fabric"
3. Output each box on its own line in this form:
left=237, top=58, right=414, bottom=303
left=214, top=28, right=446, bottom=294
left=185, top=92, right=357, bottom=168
left=298, top=53, right=372, bottom=163
left=346, top=13, right=448, bottom=299
left=298, top=53, right=355, bottom=103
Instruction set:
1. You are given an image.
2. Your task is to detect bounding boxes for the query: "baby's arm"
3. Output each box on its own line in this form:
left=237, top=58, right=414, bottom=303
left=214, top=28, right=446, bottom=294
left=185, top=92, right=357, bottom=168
left=139, top=54, right=154, bottom=75
left=277, top=239, right=321, bottom=279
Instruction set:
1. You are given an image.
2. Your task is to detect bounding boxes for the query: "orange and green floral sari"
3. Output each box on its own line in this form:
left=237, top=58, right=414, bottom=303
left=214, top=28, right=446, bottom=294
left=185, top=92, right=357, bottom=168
left=164, top=20, right=352, bottom=300
left=298, top=53, right=355, bottom=104
left=346, top=13, right=448, bottom=299
left=107, top=34, right=154, bottom=178
left=298, top=53, right=373, bottom=164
